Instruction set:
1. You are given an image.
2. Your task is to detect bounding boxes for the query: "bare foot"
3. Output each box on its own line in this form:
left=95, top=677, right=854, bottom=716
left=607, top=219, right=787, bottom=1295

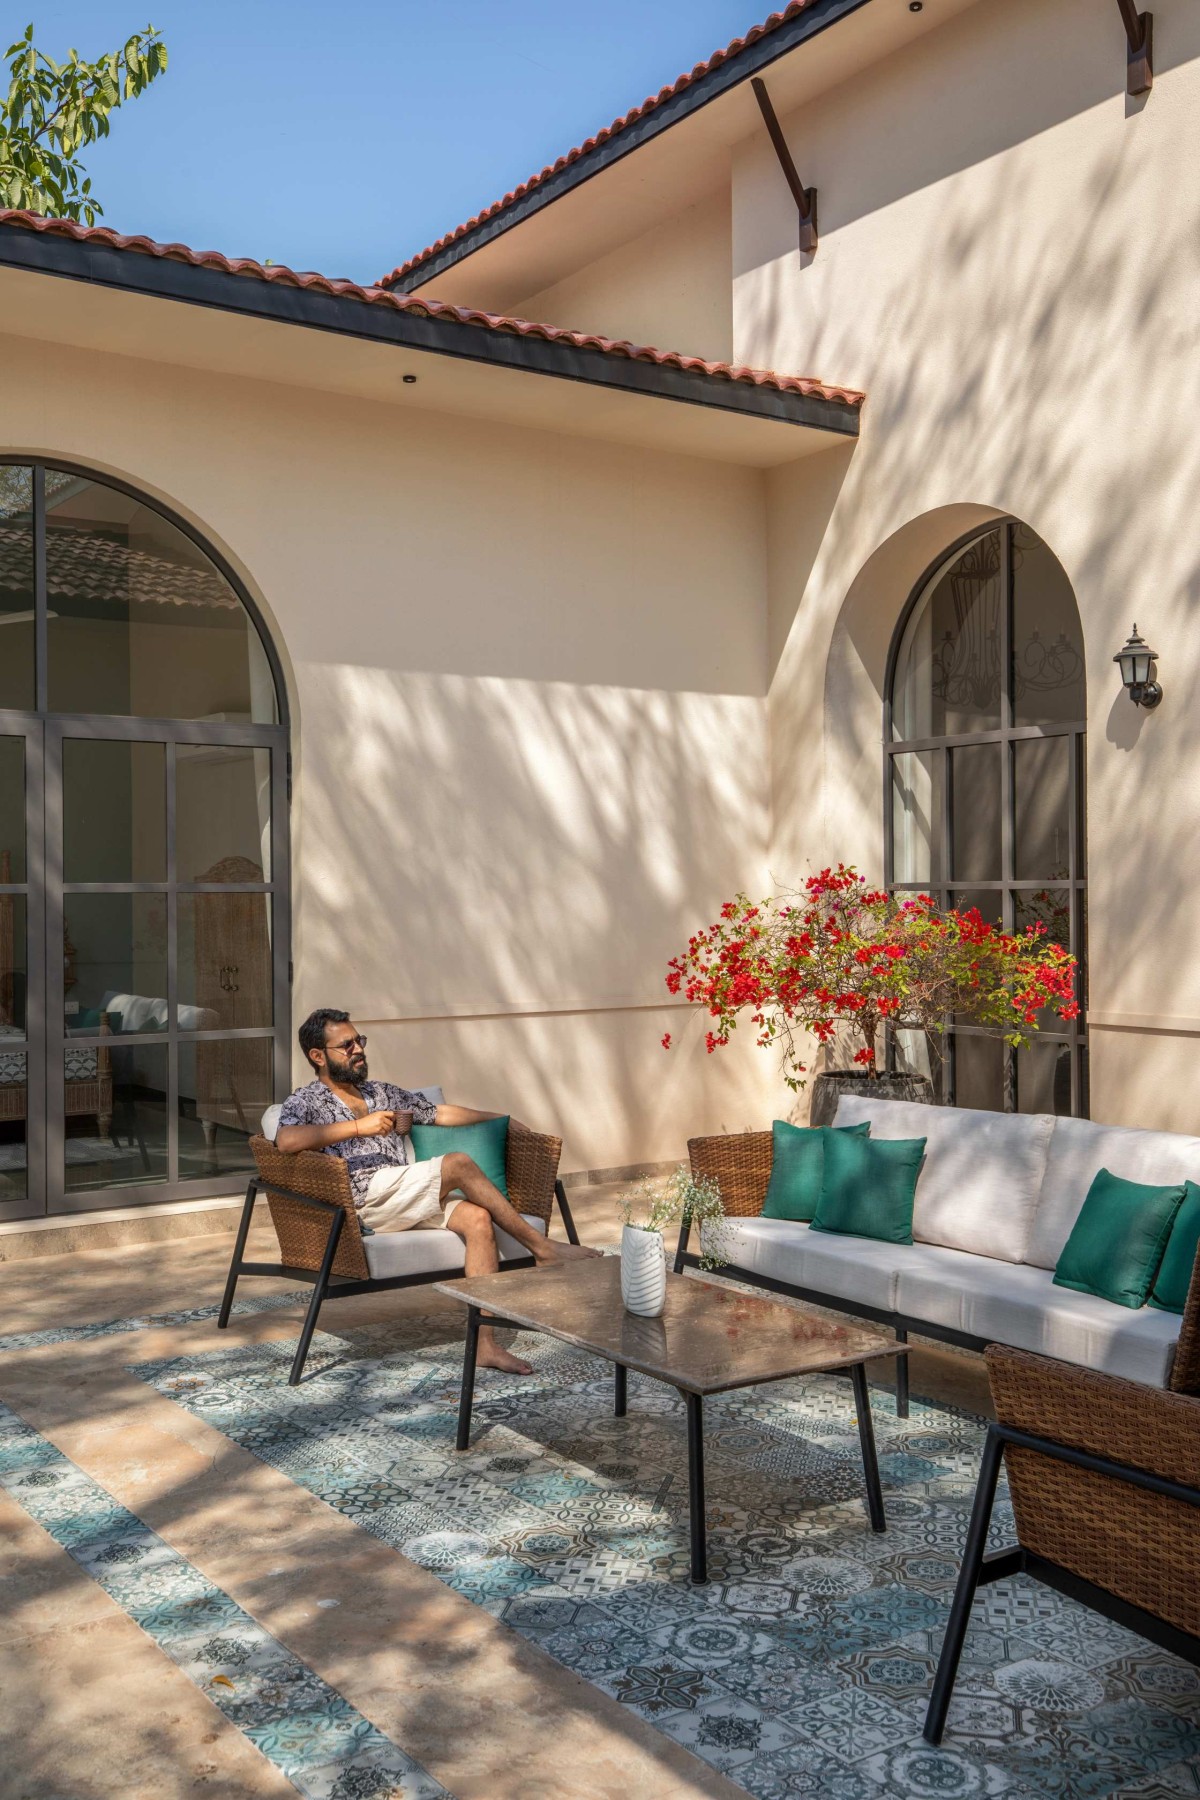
left=534, top=1240, right=603, bottom=1264
left=477, top=1338, right=534, bottom=1375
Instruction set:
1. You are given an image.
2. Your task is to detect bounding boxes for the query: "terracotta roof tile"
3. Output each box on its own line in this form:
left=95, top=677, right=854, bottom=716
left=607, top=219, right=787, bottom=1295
left=0, top=209, right=865, bottom=409
left=379, top=0, right=824, bottom=289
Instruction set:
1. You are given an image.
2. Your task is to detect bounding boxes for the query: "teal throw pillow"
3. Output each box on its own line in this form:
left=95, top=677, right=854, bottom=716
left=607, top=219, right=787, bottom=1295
left=1053, top=1168, right=1185, bottom=1309
left=763, top=1119, right=870, bottom=1223
left=811, top=1131, right=926, bottom=1245
left=1149, top=1180, right=1200, bottom=1314
left=410, top=1116, right=509, bottom=1198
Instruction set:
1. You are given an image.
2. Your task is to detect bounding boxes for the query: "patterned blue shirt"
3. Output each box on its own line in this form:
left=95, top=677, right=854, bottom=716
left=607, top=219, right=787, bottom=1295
left=277, top=1078, right=438, bottom=1201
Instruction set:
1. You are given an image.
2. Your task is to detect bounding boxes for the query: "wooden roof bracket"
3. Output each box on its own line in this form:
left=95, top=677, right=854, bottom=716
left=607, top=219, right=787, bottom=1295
left=1116, top=0, right=1153, bottom=95
left=751, top=76, right=817, bottom=256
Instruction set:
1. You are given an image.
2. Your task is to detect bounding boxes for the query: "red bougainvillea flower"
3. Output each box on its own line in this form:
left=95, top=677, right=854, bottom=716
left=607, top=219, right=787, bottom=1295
left=661, top=1033, right=671, bottom=1050
left=661, top=865, right=1079, bottom=1091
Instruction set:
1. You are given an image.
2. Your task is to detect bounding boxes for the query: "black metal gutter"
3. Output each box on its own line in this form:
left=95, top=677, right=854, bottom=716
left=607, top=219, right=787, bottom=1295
left=386, top=0, right=874, bottom=293
left=0, top=224, right=860, bottom=437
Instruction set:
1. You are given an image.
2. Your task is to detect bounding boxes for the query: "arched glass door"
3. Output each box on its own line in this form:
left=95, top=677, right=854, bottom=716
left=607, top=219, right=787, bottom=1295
left=0, top=461, right=289, bottom=1219
left=884, top=520, right=1086, bottom=1114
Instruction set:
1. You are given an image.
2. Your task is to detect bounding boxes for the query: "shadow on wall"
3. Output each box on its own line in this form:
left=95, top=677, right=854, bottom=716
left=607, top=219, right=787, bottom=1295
left=753, top=9, right=1200, bottom=1010
left=292, top=669, right=773, bottom=1160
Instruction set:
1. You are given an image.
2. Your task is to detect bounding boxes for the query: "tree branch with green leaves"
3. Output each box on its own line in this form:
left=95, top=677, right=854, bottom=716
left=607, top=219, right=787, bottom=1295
left=2, top=22, right=168, bottom=224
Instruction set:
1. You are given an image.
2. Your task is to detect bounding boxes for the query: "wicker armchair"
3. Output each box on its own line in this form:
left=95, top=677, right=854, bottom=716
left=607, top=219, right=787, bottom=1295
left=218, top=1126, right=578, bottom=1384
left=925, top=1339, right=1200, bottom=1744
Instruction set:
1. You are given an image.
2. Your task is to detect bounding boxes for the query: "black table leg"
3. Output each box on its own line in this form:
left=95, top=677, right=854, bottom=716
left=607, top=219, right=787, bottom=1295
left=614, top=1363, right=627, bottom=1417
left=684, top=1391, right=707, bottom=1584
left=895, top=1329, right=910, bottom=1418
left=456, top=1306, right=481, bottom=1451
left=851, top=1362, right=886, bottom=1532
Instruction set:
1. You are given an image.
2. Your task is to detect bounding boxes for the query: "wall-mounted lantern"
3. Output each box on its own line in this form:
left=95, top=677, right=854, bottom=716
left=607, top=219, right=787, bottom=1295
left=1113, top=625, right=1162, bottom=709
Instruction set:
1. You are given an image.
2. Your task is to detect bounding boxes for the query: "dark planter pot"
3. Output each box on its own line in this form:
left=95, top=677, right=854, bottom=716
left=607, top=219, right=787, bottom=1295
left=809, top=1068, right=936, bottom=1127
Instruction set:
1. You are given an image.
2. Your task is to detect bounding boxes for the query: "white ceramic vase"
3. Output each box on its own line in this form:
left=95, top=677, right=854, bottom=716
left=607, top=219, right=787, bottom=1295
left=620, top=1224, right=667, bottom=1317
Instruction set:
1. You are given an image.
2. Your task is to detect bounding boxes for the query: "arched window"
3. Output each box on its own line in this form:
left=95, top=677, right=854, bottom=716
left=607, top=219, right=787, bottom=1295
left=885, top=520, right=1086, bottom=1114
left=0, top=460, right=289, bottom=1219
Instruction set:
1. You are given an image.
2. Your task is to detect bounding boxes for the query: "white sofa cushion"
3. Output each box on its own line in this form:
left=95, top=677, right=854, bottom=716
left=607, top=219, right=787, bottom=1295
left=833, top=1095, right=1053, bottom=1264
left=259, top=1085, right=445, bottom=1143
left=719, top=1217, right=901, bottom=1312
left=1027, top=1117, right=1200, bottom=1269
left=362, top=1213, right=544, bottom=1279
left=967, top=1259, right=1177, bottom=1388
left=895, top=1242, right=1179, bottom=1386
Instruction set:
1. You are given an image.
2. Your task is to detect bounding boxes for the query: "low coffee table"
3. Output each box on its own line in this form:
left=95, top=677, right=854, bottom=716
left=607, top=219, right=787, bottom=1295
left=434, top=1258, right=905, bottom=1583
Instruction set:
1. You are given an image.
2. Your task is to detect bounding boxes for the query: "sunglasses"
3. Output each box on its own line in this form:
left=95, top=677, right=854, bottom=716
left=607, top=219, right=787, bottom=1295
left=327, top=1034, right=368, bottom=1054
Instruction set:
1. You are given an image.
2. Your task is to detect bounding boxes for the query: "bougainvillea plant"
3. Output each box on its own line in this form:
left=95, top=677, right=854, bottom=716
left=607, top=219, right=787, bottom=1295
left=662, top=865, right=1079, bottom=1089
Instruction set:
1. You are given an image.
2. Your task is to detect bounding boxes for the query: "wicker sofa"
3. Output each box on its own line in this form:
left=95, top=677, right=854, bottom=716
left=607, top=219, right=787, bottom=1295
left=678, top=1096, right=1200, bottom=1415
left=218, top=1090, right=579, bottom=1383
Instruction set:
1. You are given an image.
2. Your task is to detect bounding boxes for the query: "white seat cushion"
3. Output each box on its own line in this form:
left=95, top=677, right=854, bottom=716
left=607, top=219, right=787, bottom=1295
left=976, top=1262, right=1178, bottom=1387
left=259, top=1085, right=445, bottom=1143
left=362, top=1213, right=545, bottom=1279
left=1026, top=1116, right=1200, bottom=1270
left=721, top=1217, right=902, bottom=1312
left=727, top=1219, right=1181, bottom=1387
left=893, top=1242, right=1000, bottom=1333
left=833, top=1095, right=1053, bottom=1264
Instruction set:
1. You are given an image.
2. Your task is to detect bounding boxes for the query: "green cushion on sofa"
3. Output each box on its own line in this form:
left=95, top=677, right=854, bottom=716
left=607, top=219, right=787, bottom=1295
left=1149, top=1180, right=1200, bottom=1314
left=810, top=1131, right=926, bottom=1244
left=763, top=1119, right=870, bottom=1222
left=1053, top=1168, right=1185, bottom=1309
left=410, top=1116, right=509, bottom=1198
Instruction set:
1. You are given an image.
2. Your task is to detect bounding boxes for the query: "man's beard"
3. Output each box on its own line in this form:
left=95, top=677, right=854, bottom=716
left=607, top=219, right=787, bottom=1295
left=331, top=1053, right=369, bottom=1086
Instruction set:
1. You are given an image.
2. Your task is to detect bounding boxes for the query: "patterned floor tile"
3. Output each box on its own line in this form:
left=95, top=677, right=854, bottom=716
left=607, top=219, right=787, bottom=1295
left=856, top=1736, right=1031, bottom=1797
left=651, top=1697, right=801, bottom=1774
left=0, top=1402, right=446, bottom=1800
left=134, top=1320, right=1200, bottom=1800
left=791, top=1686, right=918, bottom=1764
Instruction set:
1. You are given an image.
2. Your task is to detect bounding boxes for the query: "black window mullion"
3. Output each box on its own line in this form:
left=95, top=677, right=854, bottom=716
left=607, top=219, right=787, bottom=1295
left=33, top=466, right=47, bottom=714
left=166, top=741, right=178, bottom=1184
left=1069, top=727, right=1084, bottom=1116
left=1000, top=525, right=1016, bottom=1109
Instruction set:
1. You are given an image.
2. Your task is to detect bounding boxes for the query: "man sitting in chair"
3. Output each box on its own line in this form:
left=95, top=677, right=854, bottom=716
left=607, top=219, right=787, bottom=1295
left=276, top=1008, right=598, bottom=1374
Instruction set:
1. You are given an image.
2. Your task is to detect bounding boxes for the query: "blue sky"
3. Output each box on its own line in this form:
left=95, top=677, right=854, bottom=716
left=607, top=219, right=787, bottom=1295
left=19, top=3, right=761, bottom=283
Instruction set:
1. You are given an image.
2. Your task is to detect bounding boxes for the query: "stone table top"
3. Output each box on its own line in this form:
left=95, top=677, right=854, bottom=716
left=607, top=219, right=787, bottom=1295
left=433, top=1257, right=901, bottom=1396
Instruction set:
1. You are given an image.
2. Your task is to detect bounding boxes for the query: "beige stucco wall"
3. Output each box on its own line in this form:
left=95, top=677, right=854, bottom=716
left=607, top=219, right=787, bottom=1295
left=0, top=333, right=779, bottom=1171
left=733, top=0, right=1200, bottom=1128
left=514, top=192, right=734, bottom=363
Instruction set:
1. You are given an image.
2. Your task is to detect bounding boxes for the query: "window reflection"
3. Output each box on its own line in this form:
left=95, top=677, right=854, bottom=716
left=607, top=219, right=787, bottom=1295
left=46, top=475, right=276, bottom=722
left=0, top=467, right=34, bottom=710
left=892, top=530, right=1003, bottom=739
left=1011, top=525, right=1085, bottom=728
left=178, top=1038, right=271, bottom=1182
left=63, top=740, right=166, bottom=883
left=63, top=1043, right=168, bottom=1191
left=176, top=745, right=271, bottom=882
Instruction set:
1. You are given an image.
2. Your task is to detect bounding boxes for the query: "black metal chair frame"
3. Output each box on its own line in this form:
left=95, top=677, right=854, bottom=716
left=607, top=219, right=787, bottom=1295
left=217, top=1172, right=581, bottom=1387
left=924, top=1421, right=1200, bottom=1744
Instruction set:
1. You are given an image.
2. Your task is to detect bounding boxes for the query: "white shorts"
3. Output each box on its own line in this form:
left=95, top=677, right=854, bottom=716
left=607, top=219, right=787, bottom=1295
left=357, top=1155, right=461, bottom=1233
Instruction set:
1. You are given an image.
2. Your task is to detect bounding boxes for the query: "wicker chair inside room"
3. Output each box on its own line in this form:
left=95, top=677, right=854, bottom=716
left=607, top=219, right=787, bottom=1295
left=925, top=1316, right=1200, bottom=1744
left=218, top=1127, right=579, bottom=1384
